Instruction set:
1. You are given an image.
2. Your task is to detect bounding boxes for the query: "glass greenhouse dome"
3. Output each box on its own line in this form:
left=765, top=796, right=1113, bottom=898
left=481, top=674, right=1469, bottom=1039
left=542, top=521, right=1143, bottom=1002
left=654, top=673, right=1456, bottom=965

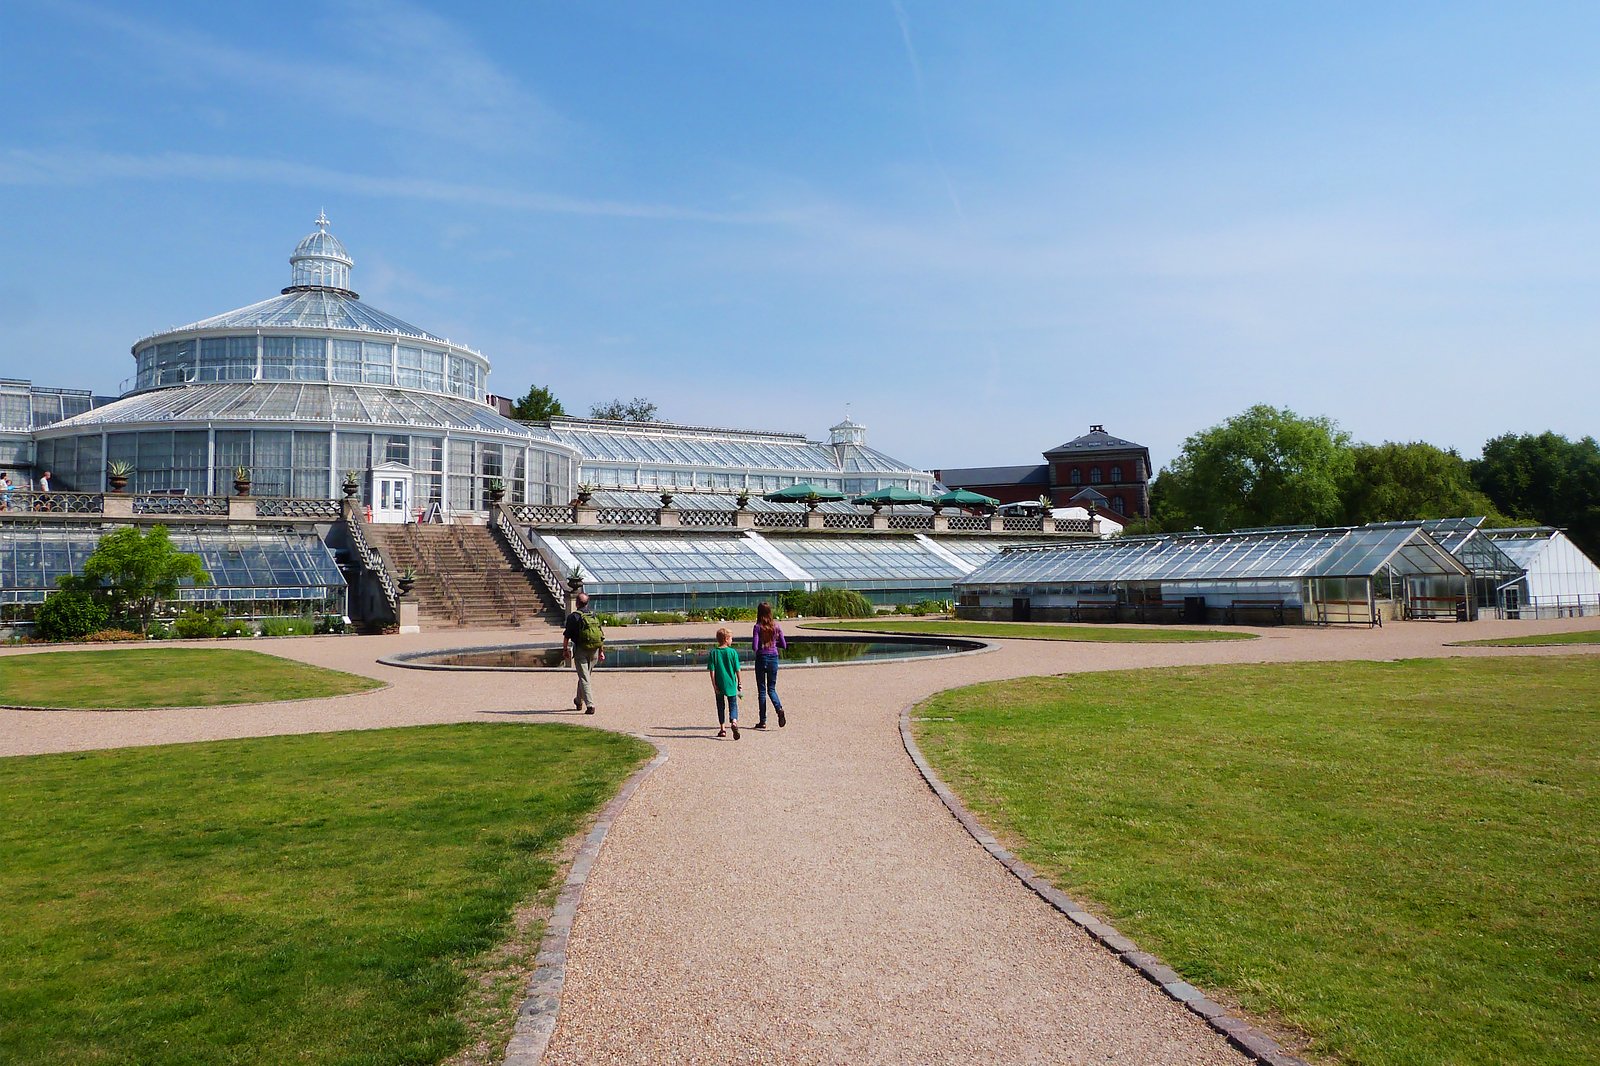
left=33, top=216, right=578, bottom=514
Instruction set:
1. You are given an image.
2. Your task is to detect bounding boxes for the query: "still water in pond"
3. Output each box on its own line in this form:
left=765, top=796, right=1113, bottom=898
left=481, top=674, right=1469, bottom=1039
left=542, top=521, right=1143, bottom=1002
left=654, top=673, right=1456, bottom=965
left=411, top=638, right=970, bottom=670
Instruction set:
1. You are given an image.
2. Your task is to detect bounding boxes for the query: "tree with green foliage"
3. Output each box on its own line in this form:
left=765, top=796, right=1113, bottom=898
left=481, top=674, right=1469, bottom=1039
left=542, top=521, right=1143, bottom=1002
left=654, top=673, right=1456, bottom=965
left=1150, top=405, right=1353, bottom=532
left=78, top=525, right=211, bottom=633
left=1471, top=431, right=1600, bottom=557
left=590, top=397, right=659, bottom=422
left=1341, top=441, right=1507, bottom=525
left=509, top=384, right=566, bottom=422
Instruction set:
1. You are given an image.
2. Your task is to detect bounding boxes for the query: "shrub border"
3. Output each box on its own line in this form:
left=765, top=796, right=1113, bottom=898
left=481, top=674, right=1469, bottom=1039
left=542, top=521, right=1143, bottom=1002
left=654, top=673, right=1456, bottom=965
left=898, top=702, right=1311, bottom=1066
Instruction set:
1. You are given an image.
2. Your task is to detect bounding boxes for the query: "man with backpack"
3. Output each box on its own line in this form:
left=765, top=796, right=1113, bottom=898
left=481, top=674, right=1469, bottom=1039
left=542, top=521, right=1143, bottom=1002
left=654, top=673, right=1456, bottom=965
left=562, top=591, right=605, bottom=714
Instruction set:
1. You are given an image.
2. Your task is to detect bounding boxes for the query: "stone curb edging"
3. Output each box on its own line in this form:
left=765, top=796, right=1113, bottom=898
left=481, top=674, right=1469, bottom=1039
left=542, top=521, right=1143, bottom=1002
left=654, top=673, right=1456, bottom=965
left=501, top=734, right=668, bottom=1066
left=897, top=704, right=1311, bottom=1066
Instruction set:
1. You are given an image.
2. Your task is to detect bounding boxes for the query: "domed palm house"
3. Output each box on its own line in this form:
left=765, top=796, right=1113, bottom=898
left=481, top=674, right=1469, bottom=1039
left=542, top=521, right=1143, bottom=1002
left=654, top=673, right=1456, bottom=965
left=35, top=215, right=577, bottom=519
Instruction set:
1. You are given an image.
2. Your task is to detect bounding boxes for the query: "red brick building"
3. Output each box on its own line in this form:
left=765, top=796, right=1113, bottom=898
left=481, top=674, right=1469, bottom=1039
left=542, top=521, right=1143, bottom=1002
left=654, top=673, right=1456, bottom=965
left=935, top=425, right=1152, bottom=520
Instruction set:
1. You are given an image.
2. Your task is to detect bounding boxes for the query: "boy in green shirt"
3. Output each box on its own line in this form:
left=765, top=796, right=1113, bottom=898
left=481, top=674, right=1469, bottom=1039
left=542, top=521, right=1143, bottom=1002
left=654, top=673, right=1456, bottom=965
left=707, top=627, right=742, bottom=740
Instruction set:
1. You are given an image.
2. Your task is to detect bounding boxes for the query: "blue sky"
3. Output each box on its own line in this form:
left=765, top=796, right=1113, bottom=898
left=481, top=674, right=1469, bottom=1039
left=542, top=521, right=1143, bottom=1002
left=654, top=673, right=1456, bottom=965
left=3, top=1, right=1597, bottom=473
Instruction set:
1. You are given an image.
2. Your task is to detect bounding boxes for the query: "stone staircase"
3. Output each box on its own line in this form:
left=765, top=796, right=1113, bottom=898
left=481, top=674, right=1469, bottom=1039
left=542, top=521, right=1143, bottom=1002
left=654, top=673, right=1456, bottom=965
left=366, top=523, right=562, bottom=630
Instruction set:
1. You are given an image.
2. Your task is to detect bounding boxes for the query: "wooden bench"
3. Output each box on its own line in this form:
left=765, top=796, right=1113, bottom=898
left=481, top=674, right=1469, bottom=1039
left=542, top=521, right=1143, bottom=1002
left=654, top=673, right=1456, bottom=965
left=1135, top=599, right=1188, bottom=623
left=1406, top=595, right=1466, bottom=621
left=1226, top=598, right=1286, bottom=625
left=1069, top=598, right=1120, bottom=622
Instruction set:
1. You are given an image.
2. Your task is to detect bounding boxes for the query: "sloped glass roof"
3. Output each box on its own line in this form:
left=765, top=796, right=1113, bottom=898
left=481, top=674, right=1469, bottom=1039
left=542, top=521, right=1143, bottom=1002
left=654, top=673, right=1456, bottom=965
left=147, top=290, right=449, bottom=344
left=39, top=383, right=554, bottom=441
left=0, top=528, right=344, bottom=604
left=960, top=526, right=1469, bottom=588
left=532, top=420, right=932, bottom=480
left=539, top=532, right=792, bottom=591
left=771, top=536, right=963, bottom=583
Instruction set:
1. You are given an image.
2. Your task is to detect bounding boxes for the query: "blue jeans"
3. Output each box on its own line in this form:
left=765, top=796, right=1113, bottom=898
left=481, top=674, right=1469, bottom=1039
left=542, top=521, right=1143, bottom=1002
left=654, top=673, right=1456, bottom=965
left=755, top=652, right=783, bottom=722
left=715, top=690, right=739, bottom=724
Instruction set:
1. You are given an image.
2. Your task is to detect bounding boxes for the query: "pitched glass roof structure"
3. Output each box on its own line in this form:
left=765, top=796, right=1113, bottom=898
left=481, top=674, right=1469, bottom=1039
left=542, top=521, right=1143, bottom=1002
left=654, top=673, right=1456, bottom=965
left=532, top=529, right=1030, bottom=609
left=531, top=416, right=938, bottom=497
left=959, top=524, right=1468, bottom=588
left=47, top=382, right=533, bottom=436
left=0, top=528, right=345, bottom=610
left=164, top=290, right=450, bottom=343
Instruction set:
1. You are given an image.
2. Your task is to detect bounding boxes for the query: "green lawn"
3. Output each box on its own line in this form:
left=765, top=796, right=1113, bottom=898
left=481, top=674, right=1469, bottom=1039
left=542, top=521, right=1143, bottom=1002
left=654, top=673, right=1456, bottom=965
left=1452, top=629, right=1600, bottom=647
left=802, top=617, right=1256, bottom=642
left=0, top=723, right=651, bottom=1065
left=0, top=648, right=382, bottom=708
left=914, top=657, right=1600, bottom=1066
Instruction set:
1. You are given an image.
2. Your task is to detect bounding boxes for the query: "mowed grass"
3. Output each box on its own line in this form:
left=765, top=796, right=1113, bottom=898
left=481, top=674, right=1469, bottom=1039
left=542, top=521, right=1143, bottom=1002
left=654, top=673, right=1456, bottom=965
left=1453, top=629, right=1600, bottom=647
left=803, top=617, right=1256, bottom=642
left=0, top=648, right=382, bottom=708
left=0, top=723, right=652, bottom=1066
left=914, top=657, right=1600, bottom=1066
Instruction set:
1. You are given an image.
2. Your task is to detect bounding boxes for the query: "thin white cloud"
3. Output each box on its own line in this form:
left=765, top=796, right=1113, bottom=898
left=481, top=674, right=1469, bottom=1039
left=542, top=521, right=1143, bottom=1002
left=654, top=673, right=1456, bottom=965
left=45, top=0, right=558, bottom=150
left=889, top=0, right=966, bottom=224
left=0, top=147, right=799, bottom=224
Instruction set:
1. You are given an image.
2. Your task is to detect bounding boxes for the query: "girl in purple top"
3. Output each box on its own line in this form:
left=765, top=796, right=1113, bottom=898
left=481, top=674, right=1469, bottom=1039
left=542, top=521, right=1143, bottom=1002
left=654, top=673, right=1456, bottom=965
left=750, top=600, right=787, bottom=729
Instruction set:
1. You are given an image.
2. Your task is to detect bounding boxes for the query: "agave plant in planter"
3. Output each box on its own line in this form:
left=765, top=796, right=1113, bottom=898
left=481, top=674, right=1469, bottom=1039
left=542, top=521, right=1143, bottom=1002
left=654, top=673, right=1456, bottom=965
left=735, top=489, right=751, bottom=509
left=342, top=470, right=361, bottom=498
left=487, top=478, right=507, bottom=504
left=575, top=483, right=596, bottom=505
left=397, top=566, right=417, bottom=597
left=232, top=466, right=252, bottom=496
left=106, top=459, right=134, bottom=493
left=659, top=489, right=675, bottom=508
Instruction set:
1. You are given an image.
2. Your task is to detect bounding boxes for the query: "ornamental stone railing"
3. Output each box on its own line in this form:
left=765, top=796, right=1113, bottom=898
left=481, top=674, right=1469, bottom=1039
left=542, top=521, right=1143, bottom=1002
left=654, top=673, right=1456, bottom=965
left=257, top=497, right=342, bottom=520
left=133, top=494, right=231, bottom=516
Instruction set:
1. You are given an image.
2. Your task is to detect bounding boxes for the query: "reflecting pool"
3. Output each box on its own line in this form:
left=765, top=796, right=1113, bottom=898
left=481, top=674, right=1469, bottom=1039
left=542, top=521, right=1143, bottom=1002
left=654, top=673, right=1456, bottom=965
left=387, top=635, right=984, bottom=671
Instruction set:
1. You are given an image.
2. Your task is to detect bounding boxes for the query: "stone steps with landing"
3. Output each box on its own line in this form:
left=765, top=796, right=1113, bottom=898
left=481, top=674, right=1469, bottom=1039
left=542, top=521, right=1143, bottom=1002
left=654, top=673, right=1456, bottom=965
left=366, top=522, right=561, bottom=629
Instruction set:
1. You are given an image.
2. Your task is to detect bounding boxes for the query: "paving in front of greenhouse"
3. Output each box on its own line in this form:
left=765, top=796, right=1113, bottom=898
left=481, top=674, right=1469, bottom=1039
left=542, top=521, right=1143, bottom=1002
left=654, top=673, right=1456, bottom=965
left=5, top=618, right=1597, bottom=1065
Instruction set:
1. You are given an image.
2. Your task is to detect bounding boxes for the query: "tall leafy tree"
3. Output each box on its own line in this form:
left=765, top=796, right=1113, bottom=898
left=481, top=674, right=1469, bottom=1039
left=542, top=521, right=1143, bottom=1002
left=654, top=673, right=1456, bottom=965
left=509, top=384, right=566, bottom=422
left=589, top=397, right=659, bottom=422
left=1151, top=404, right=1353, bottom=532
left=1471, top=432, right=1600, bottom=557
left=77, top=525, right=211, bottom=633
left=1341, top=442, right=1507, bottom=525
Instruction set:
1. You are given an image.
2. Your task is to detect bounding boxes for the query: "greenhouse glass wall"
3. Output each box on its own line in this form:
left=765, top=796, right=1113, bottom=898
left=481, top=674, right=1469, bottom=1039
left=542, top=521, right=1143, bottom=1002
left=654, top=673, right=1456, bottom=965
left=955, top=524, right=1473, bottom=626
left=0, top=527, right=347, bottom=623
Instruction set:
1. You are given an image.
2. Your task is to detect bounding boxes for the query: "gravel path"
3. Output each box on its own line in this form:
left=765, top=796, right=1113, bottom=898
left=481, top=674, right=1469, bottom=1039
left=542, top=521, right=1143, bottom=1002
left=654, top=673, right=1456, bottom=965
left=4, top=617, right=1597, bottom=1064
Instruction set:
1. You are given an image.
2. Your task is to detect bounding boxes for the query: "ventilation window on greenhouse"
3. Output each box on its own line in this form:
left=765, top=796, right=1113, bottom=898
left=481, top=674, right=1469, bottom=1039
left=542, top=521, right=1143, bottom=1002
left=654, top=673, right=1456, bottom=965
left=332, top=341, right=362, bottom=383
left=397, top=346, right=424, bottom=389
left=362, top=341, right=393, bottom=385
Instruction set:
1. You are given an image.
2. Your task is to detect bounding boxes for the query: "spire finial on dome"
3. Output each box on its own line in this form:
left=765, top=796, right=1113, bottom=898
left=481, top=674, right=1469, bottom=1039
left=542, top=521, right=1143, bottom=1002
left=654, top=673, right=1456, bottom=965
left=286, top=214, right=357, bottom=296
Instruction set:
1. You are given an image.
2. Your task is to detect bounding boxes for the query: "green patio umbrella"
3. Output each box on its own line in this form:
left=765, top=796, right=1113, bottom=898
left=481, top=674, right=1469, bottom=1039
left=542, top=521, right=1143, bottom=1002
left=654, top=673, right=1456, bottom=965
left=935, top=488, right=1000, bottom=510
left=850, top=486, right=936, bottom=507
left=764, top=482, right=846, bottom=502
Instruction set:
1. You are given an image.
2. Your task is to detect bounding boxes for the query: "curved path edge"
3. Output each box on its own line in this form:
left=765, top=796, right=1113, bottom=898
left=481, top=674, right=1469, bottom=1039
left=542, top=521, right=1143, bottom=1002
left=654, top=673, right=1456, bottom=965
left=501, top=734, right=669, bottom=1066
left=897, top=703, right=1311, bottom=1066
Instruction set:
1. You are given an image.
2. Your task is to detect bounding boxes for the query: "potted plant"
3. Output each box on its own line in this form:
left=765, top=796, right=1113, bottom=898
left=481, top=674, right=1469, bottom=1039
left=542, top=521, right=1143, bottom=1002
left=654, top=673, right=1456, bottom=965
left=659, top=489, right=675, bottom=508
left=397, top=566, right=416, bottom=597
left=566, top=564, right=586, bottom=594
left=488, top=478, right=506, bottom=504
left=735, top=489, right=751, bottom=509
left=342, top=470, right=361, bottom=498
left=575, top=483, right=596, bottom=505
left=232, top=466, right=252, bottom=496
left=803, top=491, right=822, bottom=512
left=106, top=459, right=134, bottom=493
